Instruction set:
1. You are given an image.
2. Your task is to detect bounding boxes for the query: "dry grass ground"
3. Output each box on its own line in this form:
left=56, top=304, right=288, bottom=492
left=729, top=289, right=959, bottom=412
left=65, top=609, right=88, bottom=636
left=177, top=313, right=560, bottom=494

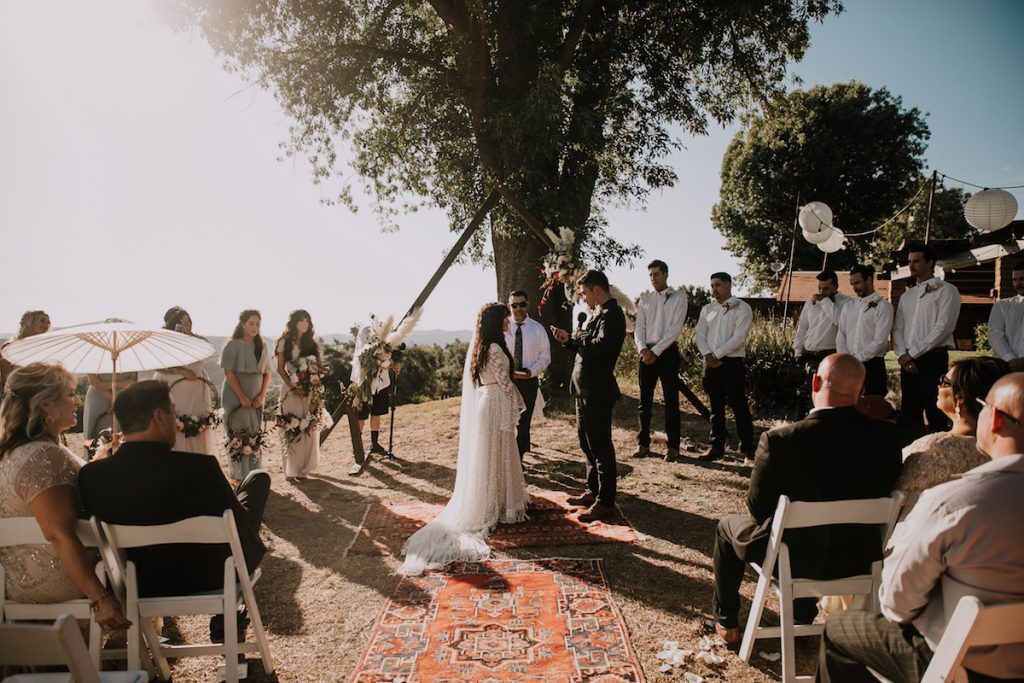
left=75, top=386, right=817, bottom=682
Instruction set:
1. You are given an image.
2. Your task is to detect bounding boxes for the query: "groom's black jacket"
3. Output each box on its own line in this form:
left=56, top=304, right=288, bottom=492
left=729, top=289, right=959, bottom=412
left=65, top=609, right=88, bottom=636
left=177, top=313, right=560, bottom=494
left=569, top=298, right=626, bottom=402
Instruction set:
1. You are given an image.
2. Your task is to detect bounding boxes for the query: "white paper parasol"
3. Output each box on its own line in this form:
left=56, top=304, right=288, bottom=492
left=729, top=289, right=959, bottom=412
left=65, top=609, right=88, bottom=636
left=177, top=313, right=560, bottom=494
left=1, top=319, right=215, bottom=427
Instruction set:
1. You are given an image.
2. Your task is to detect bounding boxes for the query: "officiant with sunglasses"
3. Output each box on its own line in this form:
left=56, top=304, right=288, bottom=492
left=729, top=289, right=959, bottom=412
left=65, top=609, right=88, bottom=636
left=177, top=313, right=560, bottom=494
left=504, top=290, right=551, bottom=460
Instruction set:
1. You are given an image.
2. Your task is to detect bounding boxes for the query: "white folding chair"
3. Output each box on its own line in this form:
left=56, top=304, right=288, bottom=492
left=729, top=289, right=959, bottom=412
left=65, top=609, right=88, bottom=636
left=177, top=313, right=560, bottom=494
left=0, top=612, right=147, bottom=683
left=97, top=510, right=273, bottom=683
left=0, top=518, right=109, bottom=669
left=870, top=594, right=1024, bottom=683
left=739, top=492, right=904, bottom=682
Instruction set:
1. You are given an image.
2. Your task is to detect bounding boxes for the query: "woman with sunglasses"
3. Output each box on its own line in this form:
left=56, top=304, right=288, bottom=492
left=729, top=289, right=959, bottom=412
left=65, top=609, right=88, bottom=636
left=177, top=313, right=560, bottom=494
left=896, top=356, right=1010, bottom=496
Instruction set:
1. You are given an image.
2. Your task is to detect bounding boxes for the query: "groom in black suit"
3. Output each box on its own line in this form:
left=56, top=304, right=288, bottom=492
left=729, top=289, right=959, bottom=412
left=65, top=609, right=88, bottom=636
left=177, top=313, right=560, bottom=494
left=79, top=381, right=269, bottom=601
left=710, top=354, right=902, bottom=643
left=552, top=269, right=626, bottom=523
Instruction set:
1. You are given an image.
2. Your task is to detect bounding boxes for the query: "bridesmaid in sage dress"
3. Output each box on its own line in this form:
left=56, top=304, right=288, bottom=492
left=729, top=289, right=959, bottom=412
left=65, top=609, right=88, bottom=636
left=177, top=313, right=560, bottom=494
left=83, top=371, right=138, bottom=440
left=221, top=310, right=271, bottom=486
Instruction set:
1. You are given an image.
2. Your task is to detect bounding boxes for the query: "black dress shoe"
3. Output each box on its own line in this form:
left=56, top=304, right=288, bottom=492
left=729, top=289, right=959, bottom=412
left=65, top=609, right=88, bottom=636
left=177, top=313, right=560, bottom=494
left=370, top=443, right=388, bottom=455
left=210, top=606, right=249, bottom=643
left=697, top=446, right=725, bottom=461
left=577, top=502, right=617, bottom=524
left=566, top=493, right=597, bottom=508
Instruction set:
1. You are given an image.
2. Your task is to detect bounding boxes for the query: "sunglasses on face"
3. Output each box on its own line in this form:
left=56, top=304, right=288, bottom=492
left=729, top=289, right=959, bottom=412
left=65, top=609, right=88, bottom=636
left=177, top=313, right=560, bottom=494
left=976, top=397, right=1023, bottom=426
left=509, top=302, right=529, bottom=309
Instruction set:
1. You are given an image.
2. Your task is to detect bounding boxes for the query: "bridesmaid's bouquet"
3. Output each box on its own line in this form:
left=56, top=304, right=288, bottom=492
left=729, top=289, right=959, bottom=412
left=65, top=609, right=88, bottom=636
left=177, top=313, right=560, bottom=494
left=276, top=405, right=333, bottom=447
left=225, top=430, right=268, bottom=463
left=177, top=409, right=224, bottom=438
left=286, top=355, right=323, bottom=394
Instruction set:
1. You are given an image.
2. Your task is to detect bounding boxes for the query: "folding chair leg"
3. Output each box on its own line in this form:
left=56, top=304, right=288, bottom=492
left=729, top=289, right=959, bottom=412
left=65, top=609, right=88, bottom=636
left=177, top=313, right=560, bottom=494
left=740, top=571, right=771, bottom=662
left=88, top=619, right=102, bottom=670
left=224, top=602, right=238, bottom=682
left=140, top=616, right=172, bottom=681
left=778, top=567, right=797, bottom=683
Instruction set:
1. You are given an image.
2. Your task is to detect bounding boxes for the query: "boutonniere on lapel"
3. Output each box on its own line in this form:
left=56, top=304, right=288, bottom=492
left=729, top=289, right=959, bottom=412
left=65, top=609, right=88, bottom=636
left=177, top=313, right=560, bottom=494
left=721, top=302, right=737, bottom=314
left=919, top=282, right=941, bottom=298
left=866, top=300, right=880, bottom=310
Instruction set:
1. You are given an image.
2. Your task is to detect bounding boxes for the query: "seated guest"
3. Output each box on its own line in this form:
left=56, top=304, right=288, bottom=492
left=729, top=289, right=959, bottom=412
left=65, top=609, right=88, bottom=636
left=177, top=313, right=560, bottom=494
left=0, top=363, right=130, bottom=629
left=817, top=374, right=1024, bottom=682
left=711, top=354, right=902, bottom=643
left=897, top=356, right=1009, bottom=495
left=79, top=381, right=269, bottom=601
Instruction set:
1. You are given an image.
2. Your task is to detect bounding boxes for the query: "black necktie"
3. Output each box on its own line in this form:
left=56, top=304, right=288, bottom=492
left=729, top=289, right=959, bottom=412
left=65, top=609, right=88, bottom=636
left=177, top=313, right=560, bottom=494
left=514, top=323, right=524, bottom=371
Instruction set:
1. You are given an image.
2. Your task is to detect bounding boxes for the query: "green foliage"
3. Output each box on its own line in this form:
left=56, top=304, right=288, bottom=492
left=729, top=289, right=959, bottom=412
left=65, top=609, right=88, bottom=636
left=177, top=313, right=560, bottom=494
left=678, top=285, right=712, bottom=321
left=974, top=322, right=990, bottom=352
left=319, top=338, right=467, bottom=411
left=712, top=82, right=975, bottom=290
left=162, top=0, right=841, bottom=274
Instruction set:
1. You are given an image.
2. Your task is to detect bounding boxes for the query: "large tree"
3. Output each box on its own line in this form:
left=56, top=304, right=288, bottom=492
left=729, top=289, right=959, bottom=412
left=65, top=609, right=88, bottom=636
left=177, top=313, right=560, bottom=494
left=164, top=0, right=840, bottom=304
left=712, top=81, right=973, bottom=290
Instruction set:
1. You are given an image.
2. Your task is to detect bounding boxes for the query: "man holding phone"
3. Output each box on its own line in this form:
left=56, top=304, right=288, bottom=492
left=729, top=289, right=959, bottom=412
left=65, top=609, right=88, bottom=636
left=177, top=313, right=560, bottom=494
left=504, top=290, right=551, bottom=460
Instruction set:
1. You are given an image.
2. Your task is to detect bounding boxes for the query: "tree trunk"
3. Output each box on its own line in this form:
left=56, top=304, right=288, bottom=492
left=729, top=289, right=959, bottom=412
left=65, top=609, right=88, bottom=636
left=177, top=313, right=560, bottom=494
left=491, top=224, right=574, bottom=390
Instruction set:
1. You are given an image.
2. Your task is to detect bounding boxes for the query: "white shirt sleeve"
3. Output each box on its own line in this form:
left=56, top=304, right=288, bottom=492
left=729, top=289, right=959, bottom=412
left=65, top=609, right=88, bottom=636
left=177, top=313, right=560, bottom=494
left=695, top=307, right=711, bottom=356
left=835, top=304, right=850, bottom=355
left=527, top=323, right=551, bottom=376
left=793, top=305, right=809, bottom=356
left=988, top=302, right=1017, bottom=361
left=633, top=298, right=648, bottom=351
left=892, top=298, right=909, bottom=357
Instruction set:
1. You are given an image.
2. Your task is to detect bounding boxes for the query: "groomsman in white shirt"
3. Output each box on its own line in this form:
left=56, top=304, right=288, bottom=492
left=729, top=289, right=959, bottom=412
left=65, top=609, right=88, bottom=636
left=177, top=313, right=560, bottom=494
left=633, top=260, right=688, bottom=462
left=892, top=243, right=962, bottom=432
left=793, top=270, right=848, bottom=405
left=987, top=260, right=1024, bottom=372
left=695, top=272, right=755, bottom=461
left=836, top=264, right=894, bottom=397
left=505, top=290, right=551, bottom=460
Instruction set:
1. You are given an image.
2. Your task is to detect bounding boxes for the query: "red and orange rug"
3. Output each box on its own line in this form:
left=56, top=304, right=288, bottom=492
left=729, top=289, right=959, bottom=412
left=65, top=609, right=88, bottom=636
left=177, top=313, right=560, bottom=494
left=350, top=558, right=645, bottom=682
left=345, top=490, right=642, bottom=557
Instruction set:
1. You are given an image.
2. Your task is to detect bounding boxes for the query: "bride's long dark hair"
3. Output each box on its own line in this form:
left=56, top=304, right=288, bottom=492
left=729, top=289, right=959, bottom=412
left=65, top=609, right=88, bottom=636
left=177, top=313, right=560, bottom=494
left=470, top=303, right=513, bottom=386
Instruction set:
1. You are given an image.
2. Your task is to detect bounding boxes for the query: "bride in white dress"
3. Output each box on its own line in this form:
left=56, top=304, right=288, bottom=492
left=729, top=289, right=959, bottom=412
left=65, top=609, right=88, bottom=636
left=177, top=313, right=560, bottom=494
left=399, top=302, right=529, bottom=576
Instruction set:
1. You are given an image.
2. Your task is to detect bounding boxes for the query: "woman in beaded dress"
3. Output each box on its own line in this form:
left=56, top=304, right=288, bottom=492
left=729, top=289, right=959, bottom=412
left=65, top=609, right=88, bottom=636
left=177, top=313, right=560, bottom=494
left=153, top=307, right=217, bottom=455
left=399, top=303, right=528, bottom=576
left=274, top=310, right=325, bottom=481
left=897, top=356, right=1009, bottom=497
left=221, top=310, right=271, bottom=486
left=0, top=362, right=129, bottom=629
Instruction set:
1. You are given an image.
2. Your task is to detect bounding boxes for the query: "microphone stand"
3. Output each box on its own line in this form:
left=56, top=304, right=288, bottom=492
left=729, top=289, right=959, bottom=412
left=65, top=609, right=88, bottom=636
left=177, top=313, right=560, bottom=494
left=383, top=367, right=400, bottom=464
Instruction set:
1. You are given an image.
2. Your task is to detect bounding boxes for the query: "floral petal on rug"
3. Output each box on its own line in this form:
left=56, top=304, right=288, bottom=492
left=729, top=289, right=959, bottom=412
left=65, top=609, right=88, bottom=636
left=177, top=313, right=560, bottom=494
left=350, top=558, right=645, bottom=682
left=345, top=490, right=643, bottom=557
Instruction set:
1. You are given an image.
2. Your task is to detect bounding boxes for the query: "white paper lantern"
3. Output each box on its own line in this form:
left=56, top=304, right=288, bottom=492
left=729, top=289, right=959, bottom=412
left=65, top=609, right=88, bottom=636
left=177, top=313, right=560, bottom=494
left=802, top=228, right=831, bottom=245
left=799, top=201, right=834, bottom=236
left=964, top=188, right=1018, bottom=232
left=817, top=227, right=845, bottom=254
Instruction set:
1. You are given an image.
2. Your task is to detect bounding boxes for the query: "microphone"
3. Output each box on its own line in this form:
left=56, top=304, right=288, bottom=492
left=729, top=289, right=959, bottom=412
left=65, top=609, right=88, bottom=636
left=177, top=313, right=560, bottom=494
left=577, top=312, right=587, bottom=329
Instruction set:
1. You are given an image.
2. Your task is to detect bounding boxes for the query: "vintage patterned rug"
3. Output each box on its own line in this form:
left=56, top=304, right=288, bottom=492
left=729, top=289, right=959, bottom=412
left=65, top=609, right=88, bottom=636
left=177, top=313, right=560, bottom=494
left=345, top=490, right=642, bottom=557
left=350, top=558, right=645, bottom=682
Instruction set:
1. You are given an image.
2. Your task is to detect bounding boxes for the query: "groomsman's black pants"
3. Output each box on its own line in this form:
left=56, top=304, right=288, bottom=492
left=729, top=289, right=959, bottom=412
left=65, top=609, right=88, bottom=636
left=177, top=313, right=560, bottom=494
left=900, top=349, right=952, bottom=433
left=637, top=343, right=681, bottom=450
left=575, top=395, right=616, bottom=506
left=513, top=376, right=539, bottom=459
left=704, top=358, right=755, bottom=454
left=863, top=357, right=889, bottom=397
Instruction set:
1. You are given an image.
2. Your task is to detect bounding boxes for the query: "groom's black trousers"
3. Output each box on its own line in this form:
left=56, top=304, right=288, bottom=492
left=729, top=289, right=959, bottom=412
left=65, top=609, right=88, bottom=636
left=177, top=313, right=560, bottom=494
left=513, top=376, right=539, bottom=459
left=575, top=395, right=616, bottom=505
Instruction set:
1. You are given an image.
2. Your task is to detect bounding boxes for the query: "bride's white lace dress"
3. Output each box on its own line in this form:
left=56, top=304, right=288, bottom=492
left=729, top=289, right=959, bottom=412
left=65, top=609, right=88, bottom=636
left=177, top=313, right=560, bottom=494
left=399, top=342, right=529, bottom=575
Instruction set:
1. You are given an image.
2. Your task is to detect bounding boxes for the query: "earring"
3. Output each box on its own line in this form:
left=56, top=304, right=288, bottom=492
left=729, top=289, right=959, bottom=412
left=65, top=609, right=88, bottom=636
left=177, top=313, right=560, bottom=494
left=45, top=415, right=55, bottom=426
left=955, top=404, right=961, bottom=419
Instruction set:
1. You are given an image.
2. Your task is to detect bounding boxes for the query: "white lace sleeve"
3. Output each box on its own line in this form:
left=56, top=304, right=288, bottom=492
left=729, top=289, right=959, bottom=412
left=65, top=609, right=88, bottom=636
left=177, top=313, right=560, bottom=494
left=488, top=344, right=526, bottom=418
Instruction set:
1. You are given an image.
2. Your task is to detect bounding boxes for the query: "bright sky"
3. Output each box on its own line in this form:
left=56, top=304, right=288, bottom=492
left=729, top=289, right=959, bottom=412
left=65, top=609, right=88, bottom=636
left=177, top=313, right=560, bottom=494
left=1, top=0, right=1021, bottom=336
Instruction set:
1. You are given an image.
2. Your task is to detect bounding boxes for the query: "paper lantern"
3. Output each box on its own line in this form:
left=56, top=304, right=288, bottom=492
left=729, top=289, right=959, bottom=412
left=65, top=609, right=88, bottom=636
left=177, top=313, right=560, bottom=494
left=799, top=202, right=833, bottom=236
left=817, top=228, right=845, bottom=254
left=802, top=228, right=830, bottom=244
left=964, top=188, right=1018, bottom=232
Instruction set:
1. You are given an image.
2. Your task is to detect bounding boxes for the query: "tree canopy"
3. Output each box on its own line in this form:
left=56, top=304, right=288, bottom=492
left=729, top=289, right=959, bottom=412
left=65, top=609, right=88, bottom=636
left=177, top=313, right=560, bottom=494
left=163, top=0, right=841, bottom=299
left=712, top=81, right=973, bottom=290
